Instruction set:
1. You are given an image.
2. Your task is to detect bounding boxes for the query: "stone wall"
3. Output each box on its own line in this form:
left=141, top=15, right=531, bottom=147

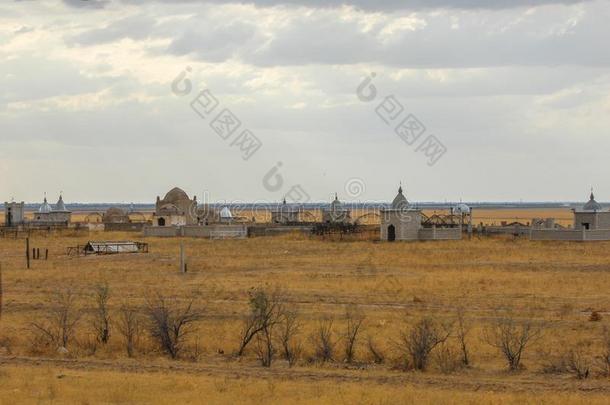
left=104, top=222, right=145, bottom=232
left=530, top=228, right=610, bottom=241
left=419, top=227, right=462, bottom=240
left=143, top=224, right=247, bottom=238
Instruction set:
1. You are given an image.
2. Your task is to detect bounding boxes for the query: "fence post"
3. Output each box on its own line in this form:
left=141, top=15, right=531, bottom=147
left=180, top=242, right=186, bottom=274
left=26, top=237, right=30, bottom=269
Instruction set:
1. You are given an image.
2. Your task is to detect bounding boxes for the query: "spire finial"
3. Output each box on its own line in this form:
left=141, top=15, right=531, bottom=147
left=590, top=187, right=595, bottom=200
left=398, top=181, right=403, bottom=194
left=334, top=192, right=338, bottom=201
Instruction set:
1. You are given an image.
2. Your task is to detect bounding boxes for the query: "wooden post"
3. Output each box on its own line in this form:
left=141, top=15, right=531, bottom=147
left=26, top=237, right=30, bottom=269
left=45, top=249, right=49, bottom=260
left=36, top=248, right=40, bottom=260
left=180, top=242, right=186, bottom=274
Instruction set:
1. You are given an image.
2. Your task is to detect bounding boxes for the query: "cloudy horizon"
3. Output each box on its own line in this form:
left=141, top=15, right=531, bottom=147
left=1, top=0, right=609, bottom=204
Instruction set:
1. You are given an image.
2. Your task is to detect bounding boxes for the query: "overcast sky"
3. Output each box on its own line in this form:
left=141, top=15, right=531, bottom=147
left=1, top=0, right=608, bottom=203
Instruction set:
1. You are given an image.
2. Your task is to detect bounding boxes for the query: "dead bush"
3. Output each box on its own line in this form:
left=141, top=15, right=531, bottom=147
left=343, top=306, right=365, bottom=364
left=277, top=308, right=301, bottom=367
left=433, top=343, right=463, bottom=374
left=565, top=349, right=591, bottom=379
left=91, top=282, right=111, bottom=344
left=589, top=311, right=602, bottom=322
left=311, top=318, right=336, bottom=363
left=237, top=288, right=284, bottom=362
left=367, top=335, right=385, bottom=364
left=31, top=289, right=82, bottom=351
left=455, top=308, right=472, bottom=366
left=145, top=294, right=202, bottom=359
left=484, top=314, right=543, bottom=372
left=398, top=317, right=452, bottom=371
left=237, top=288, right=285, bottom=367
left=116, top=304, right=141, bottom=358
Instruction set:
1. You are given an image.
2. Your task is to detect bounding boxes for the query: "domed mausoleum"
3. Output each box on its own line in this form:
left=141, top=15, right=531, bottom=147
left=152, top=187, right=198, bottom=226
left=573, top=190, right=610, bottom=230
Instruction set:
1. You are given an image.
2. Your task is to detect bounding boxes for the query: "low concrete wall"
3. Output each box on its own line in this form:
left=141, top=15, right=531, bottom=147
left=104, top=223, right=145, bottom=232
left=484, top=225, right=531, bottom=236
left=530, top=229, right=610, bottom=241
left=143, top=226, right=179, bottom=237
left=182, top=225, right=247, bottom=238
left=143, top=225, right=247, bottom=238
left=418, top=227, right=462, bottom=240
left=248, top=225, right=313, bottom=237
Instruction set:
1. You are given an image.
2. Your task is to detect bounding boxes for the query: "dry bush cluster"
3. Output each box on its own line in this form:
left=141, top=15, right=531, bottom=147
left=17, top=282, right=610, bottom=380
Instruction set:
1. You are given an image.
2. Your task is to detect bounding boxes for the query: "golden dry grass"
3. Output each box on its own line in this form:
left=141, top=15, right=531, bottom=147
left=0, top=210, right=609, bottom=403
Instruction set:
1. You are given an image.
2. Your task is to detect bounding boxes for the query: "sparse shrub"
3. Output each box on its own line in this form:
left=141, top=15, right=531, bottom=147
left=237, top=288, right=283, bottom=359
left=31, top=289, right=81, bottom=351
left=278, top=308, right=301, bottom=367
left=433, top=343, right=462, bottom=374
left=589, top=311, right=602, bottom=322
left=91, top=282, right=111, bottom=344
left=544, top=348, right=592, bottom=379
left=311, top=318, right=336, bottom=363
left=367, top=335, right=384, bottom=364
left=237, top=287, right=285, bottom=367
left=343, top=306, right=365, bottom=364
left=455, top=308, right=472, bottom=367
left=145, top=293, right=202, bottom=359
left=484, top=314, right=543, bottom=371
left=565, top=349, right=591, bottom=379
left=116, top=304, right=141, bottom=358
left=398, top=317, right=452, bottom=371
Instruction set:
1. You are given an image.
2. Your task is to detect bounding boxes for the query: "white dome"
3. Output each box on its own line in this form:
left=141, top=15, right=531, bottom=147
left=39, top=197, right=51, bottom=213
left=55, top=195, right=67, bottom=212
left=453, top=203, right=471, bottom=214
left=220, top=207, right=233, bottom=218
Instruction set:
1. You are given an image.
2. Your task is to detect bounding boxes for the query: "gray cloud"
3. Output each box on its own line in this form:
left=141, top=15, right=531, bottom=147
left=62, top=0, right=109, bottom=8
left=119, top=0, right=592, bottom=11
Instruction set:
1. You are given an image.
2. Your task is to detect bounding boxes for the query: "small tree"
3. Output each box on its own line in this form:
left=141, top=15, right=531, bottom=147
left=252, top=289, right=285, bottom=367
left=116, top=304, right=141, bottom=358
left=146, top=294, right=202, bottom=359
left=91, top=282, right=111, bottom=344
left=344, top=306, right=365, bottom=363
left=31, top=289, right=81, bottom=349
left=311, top=318, right=335, bottom=363
left=484, top=315, right=543, bottom=371
left=236, top=287, right=285, bottom=366
left=399, top=317, right=452, bottom=371
left=278, top=308, right=301, bottom=366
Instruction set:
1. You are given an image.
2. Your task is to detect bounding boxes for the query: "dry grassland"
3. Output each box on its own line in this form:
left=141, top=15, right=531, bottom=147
left=0, top=209, right=608, bottom=403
